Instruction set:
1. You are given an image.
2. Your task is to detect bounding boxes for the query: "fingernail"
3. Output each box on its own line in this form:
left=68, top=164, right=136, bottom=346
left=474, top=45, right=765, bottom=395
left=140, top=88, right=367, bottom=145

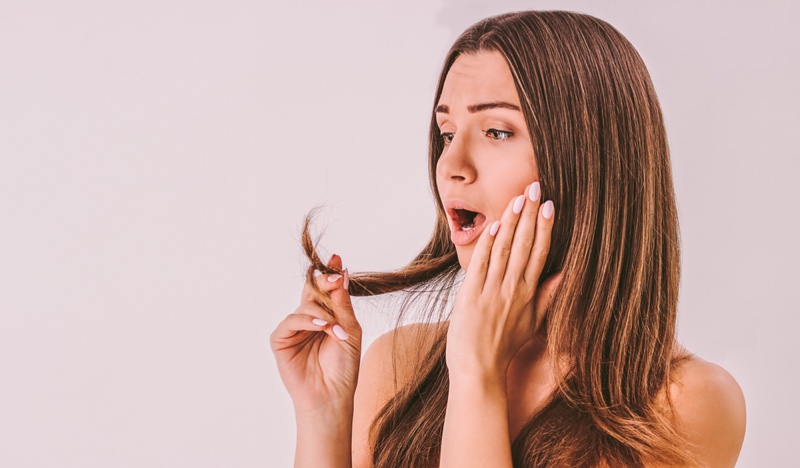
left=313, top=269, right=322, bottom=277
left=312, top=318, right=328, bottom=326
left=332, top=324, right=349, bottom=340
left=513, top=195, right=526, bottom=214
left=542, top=200, right=554, bottom=219
left=529, top=182, right=541, bottom=202
left=327, top=274, right=342, bottom=283
left=489, top=221, right=500, bottom=236
left=343, top=269, right=350, bottom=290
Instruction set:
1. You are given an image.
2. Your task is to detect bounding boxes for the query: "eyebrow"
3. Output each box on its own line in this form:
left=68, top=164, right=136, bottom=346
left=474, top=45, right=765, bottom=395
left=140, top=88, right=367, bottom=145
left=435, top=101, right=521, bottom=114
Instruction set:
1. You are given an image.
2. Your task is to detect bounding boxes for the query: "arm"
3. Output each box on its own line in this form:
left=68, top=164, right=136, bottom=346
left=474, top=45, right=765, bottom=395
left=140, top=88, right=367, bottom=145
left=269, top=255, right=362, bottom=468
left=295, top=401, right=354, bottom=468
left=441, top=373, right=514, bottom=467
left=441, top=184, right=556, bottom=467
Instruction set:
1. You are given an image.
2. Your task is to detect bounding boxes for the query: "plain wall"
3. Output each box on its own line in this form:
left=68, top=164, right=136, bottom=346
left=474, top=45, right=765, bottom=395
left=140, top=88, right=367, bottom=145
left=1, top=0, right=797, bottom=466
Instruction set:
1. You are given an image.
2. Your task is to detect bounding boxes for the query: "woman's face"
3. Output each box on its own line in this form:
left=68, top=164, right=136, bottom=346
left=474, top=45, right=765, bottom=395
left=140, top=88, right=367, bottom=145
left=435, top=50, right=538, bottom=271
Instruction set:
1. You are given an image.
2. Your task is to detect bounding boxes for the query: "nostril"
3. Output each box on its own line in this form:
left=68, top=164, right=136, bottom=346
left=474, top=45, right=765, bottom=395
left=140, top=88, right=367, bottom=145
left=437, top=150, right=476, bottom=183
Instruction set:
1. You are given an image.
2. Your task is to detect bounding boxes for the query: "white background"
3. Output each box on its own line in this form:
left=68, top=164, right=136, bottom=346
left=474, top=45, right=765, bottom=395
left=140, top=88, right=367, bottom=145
left=1, top=0, right=797, bottom=466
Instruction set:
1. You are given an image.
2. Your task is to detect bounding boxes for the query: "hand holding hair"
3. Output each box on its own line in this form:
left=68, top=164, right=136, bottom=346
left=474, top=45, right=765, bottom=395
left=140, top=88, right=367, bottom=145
left=270, top=254, right=363, bottom=415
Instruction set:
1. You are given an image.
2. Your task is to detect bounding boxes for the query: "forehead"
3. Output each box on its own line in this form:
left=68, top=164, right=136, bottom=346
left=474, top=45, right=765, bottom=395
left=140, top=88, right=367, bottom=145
left=438, top=51, right=520, bottom=106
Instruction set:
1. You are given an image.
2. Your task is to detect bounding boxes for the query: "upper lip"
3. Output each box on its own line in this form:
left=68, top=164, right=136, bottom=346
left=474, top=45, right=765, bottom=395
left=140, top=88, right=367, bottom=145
left=442, top=198, right=485, bottom=230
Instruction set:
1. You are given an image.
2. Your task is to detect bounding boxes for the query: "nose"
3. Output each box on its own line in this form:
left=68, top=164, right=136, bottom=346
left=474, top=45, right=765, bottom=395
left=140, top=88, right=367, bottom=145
left=436, top=134, right=477, bottom=184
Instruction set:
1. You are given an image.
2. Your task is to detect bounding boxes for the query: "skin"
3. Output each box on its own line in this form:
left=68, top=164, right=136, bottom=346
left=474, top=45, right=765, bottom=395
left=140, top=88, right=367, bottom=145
left=271, top=51, right=746, bottom=468
left=433, top=51, right=561, bottom=466
left=434, top=51, right=538, bottom=273
left=270, top=254, right=360, bottom=468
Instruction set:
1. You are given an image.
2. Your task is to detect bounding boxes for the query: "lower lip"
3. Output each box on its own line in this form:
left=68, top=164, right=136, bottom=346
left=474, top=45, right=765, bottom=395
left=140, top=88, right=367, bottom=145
left=450, top=215, right=487, bottom=246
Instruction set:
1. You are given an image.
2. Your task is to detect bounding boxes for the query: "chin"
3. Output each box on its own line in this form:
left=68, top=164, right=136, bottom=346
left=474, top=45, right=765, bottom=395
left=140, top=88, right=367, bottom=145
left=455, top=246, right=473, bottom=272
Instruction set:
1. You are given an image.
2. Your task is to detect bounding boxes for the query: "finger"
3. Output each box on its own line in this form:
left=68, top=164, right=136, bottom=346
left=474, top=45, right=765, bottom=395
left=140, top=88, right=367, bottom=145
left=295, top=301, right=354, bottom=342
left=301, top=270, right=345, bottom=304
left=298, top=254, right=360, bottom=338
left=505, top=182, right=542, bottom=283
left=269, top=313, right=343, bottom=351
left=292, top=301, right=336, bottom=320
left=523, top=200, right=555, bottom=287
left=484, top=193, right=527, bottom=290
left=327, top=268, right=361, bottom=334
left=461, top=216, right=501, bottom=291
left=301, top=254, right=344, bottom=304
left=327, top=253, right=343, bottom=271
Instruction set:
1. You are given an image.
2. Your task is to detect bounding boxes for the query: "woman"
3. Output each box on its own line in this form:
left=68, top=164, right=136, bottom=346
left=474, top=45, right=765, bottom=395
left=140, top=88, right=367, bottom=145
left=271, top=10, right=746, bottom=467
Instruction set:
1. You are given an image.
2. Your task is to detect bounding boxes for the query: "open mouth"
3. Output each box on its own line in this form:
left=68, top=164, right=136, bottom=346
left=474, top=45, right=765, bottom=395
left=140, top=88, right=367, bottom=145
left=451, top=208, right=486, bottom=232
left=445, top=202, right=488, bottom=246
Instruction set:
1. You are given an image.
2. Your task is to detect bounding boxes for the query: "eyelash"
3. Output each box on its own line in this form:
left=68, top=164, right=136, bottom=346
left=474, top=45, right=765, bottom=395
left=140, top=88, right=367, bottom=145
left=440, top=128, right=514, bottom=145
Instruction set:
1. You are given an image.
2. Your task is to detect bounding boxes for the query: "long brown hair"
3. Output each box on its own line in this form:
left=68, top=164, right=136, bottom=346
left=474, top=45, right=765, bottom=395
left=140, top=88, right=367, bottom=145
left=302, top=10, right=695, bottom=467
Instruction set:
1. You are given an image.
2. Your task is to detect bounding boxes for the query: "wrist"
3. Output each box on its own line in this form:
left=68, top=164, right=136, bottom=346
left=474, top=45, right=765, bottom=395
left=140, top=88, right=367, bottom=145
left=447, top=356, right=509, bottom=384
left=294, top=400, right=354, bottom=468
left=445, top=347, right=513, bottom=385
left=448, top=370, right=508, bottom=394
left=294, top=398, right=354, bottom=424
left=441, top=370, right=512, bottom=467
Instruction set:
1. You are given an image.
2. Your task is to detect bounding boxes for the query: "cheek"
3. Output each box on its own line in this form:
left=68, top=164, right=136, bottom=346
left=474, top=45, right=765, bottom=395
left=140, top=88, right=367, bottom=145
left=485, top=194, right=514, bottom=222
left=493, top=174, right=537, bottom=212
left=435, top=170, right=446, bottom=199
left=434, top=157, right=447, bottom=182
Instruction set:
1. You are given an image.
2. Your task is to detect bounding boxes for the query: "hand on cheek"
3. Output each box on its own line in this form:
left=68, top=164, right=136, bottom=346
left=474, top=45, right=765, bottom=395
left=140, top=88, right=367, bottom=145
left=445, top=181, right=562, bottom=380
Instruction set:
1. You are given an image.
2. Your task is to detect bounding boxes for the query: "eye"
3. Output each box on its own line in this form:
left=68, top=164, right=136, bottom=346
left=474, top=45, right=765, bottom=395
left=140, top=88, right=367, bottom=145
left=440, top=132, right=455, bottom=145
left=484, top=128, right=513, bottom=141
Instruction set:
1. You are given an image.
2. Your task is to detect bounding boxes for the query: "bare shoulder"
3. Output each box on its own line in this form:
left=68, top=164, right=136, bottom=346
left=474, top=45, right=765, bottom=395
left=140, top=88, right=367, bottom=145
left=352, top=322, right=438, bottom=468
left=361, top=322, right=438, bottom=393
left=669, top=355, right=746, bottom=467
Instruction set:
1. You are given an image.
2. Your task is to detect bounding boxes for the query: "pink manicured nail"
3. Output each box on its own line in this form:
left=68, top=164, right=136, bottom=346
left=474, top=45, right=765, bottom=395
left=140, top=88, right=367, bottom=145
left=542, top=200, right=554, bottom=219
left=343, top=269, right=350, bottom=290
left=332, top=325, right=349, bottom=340
left=312, top=318, right=328, bottom=326
left=529, top=182, right=541, bottom=202
left=489, top=221, right=501, bottom=236
left=512, top=195, right=525, bottom=214
left=327, top=274, right=342, bottom=283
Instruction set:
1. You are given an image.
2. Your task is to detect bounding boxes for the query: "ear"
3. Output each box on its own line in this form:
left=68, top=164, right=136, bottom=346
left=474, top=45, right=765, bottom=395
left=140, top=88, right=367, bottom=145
left=533, top=271, right=563, bottom=319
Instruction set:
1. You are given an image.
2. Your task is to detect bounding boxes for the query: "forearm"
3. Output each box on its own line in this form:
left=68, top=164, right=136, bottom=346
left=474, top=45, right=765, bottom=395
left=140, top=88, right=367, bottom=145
left=440, top=374, right=513, bottom=468
left=294, top=402, right=354, bottom=468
